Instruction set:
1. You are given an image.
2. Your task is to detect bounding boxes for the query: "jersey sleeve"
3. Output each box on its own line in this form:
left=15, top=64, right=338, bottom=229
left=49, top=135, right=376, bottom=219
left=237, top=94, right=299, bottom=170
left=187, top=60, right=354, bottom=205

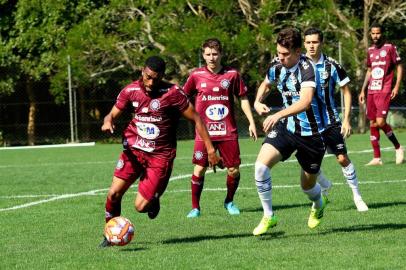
left=391, top=45, right=402, bottom=64
left=169, top=86, right=190, bottom=113
left=366, top=49, right=371, bottom=68
left=332, top=62, right=350, bottom=87
left=114, top=86, right=131, bottom=111
left=182, top=73, right=196, bottom=97
left=234, top=72, right=248, bottom=97
left=300, top=60, right=316, bottom=89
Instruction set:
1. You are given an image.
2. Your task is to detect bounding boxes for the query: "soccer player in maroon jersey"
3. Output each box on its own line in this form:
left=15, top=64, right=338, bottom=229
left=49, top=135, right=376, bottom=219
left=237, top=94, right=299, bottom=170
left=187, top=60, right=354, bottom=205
left=99, top=56, right=222, bottom=247
left=183, top=38, right=258, bottom=218
left=359, top=23, right=404, bottom=166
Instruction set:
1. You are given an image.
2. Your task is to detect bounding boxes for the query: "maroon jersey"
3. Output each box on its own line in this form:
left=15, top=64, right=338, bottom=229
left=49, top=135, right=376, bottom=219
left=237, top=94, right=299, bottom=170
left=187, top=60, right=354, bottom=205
left=115, top=79, right=189, bottom=159
left=183, top=66, right=248, bottom=141
left=367, top=43, right=401, bottom=94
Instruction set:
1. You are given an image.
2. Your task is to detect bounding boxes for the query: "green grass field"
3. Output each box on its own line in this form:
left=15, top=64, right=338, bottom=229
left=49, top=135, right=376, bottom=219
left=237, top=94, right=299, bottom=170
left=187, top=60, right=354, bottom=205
left=1, top=131, right=406, bottom=269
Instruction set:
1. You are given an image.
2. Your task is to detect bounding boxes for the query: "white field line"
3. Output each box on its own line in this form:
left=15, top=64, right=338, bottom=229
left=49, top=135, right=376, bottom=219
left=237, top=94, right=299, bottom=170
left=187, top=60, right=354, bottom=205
left=0, top=147, right=394, bottom=169
left=0, top=146, right=400, bottom=212
left=0, top=142, right=95, bottom=150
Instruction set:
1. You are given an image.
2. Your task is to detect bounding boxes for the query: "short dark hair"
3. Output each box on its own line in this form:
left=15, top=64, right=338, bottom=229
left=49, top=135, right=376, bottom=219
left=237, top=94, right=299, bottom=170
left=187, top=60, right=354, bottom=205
left=370, top=22, right=384, bottom=32
left=202, top=38, right=222, bottom=53
left=145, top=56, right=166, bottom=74
left=304, top=27, right=324, bottom=42
left=277, top=28, right=302, bottom=50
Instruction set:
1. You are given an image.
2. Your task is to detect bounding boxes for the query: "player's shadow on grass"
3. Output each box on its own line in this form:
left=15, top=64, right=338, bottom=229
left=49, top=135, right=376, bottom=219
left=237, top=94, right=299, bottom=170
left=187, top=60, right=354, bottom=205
left=364, top=201, right=406, bottom=210
left=120, top=247, right=148, bottom=252
left=162, top=232, right=282, bottom=244
left=243, top=203, right=308, bottom=213
left=324, top=223, right=406, bottom=234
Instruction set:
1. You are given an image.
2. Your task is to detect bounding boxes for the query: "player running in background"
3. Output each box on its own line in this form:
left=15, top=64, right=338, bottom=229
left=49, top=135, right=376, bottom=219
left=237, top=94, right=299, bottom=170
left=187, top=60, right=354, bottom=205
left=99, top=56, right=222, bottom=247
left=183, top=38, right=257, bottom=218
left=252, top=27, right=327, bottom=236
left=304, top=27, right=368, bottom=212
left=359, top=22, right=404, bottom=166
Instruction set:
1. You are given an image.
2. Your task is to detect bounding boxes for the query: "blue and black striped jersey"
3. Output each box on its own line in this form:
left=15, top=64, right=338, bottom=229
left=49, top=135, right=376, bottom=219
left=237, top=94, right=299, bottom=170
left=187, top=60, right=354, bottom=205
left=266, top=55, right=325, bottom=136
left=314, top=54, right=350, bottom=126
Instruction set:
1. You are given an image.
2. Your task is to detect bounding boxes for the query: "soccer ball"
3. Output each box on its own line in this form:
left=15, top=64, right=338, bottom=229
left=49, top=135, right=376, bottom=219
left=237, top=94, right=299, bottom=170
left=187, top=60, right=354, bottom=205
left=104, top=216, right=135, bottom=246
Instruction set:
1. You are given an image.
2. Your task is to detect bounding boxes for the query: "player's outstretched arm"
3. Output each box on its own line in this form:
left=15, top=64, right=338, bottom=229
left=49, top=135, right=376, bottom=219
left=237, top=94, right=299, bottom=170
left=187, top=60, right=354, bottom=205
left=341, top=84, right=352, bottom=138
left=101, top=106, right=123, bottom=134
left=254, top=79, right=271, bottom=115
left=182, top=103, right=223, bottom=171
left=240, top=96, right=258, bottom=141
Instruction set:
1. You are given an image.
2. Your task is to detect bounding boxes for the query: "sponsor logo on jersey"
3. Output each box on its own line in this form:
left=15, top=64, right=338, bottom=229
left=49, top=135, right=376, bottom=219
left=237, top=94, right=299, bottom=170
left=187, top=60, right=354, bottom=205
left=116, top=159, right=124, bottom=169
left=336, top=143, right=344, bottom=150
left=220, top=79, right=230, bottom=89
left=207, top=121, right=226, bottom=136
left=132, top=101, right=139, bottom=107
left=310, top=163, right=319, bottom=170
left=213, top=87, right=220, bottom=92
left=127, top=87, right=140, bottom=91
left=136, top=122, right=160, bottom=140
left=371, top=61, right=386, bottom=67
left=194, top=151, right=204, bottom=160
left=282, top=90, right=300, bottom=97
left=201, top=95, right=229, bottom=101
left=205, top=104, right=229, bottom=121
left=267, top=130, right=278, bottom=138
left=379, top=50, right=387, bottom=57
left=371, top=67, right=384, bottom=79
left=370, top=80, right=382, bottom=90
left=150, top=99, right=160, bottom=111
left=133, top=136, right=155, bottom=152
left=302, top=61, right=309, bottom=70
left=142, top=107, right=149, bottom=113
left=134, top=114, right=162, bottom=122
left=201, top=82, right=207, bottom=88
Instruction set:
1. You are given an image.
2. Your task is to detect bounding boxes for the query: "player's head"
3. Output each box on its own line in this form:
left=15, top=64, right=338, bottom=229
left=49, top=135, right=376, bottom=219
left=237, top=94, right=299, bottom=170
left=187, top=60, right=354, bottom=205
left=304, top=27, right=323, bottom=59
left=276, top=27, right=302, bottom=68
left=201, top=38, right=223, bottom=72
left=142, top=56, right=166, bottom=92
left=370, top=22, right=384, bottom=46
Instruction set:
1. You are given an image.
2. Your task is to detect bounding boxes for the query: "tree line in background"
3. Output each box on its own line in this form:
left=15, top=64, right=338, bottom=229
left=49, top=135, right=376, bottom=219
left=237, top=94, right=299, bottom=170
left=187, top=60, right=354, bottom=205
left=1, top=0, right=405, bottom=145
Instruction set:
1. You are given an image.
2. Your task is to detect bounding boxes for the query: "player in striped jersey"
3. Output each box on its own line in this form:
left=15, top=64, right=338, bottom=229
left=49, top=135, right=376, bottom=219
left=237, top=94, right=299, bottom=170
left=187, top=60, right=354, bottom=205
left=252, top=27, right=327, bottom=236
left=304, top=27, right=368, bottom=212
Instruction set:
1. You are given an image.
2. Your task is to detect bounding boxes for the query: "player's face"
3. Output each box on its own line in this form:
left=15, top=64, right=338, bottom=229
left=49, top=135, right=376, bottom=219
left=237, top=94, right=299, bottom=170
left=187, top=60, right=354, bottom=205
left=277, top=44, right=301, bottom=69
left=304, top=34, right=322, bottom=58
left=370, top=27, right=382, bottom=45
left=142, top=66, right=163, bottom=92
left=202, top=47, right=222, bottom=71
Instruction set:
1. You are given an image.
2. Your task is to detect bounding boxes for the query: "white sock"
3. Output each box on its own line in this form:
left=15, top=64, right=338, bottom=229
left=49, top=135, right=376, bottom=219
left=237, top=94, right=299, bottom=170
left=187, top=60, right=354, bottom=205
left=342, top=163, right=362, bottom=199
left=255, top=161, right=273, bottom=217
left=317, top=170, right=331, bottom=189
left=303, top=183, right=322, bottom=208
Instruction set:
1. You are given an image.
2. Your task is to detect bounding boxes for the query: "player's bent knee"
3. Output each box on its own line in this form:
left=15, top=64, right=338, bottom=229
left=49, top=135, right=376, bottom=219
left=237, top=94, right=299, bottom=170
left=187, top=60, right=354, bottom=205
left=255, top=161, right=270, bottom=181
left=227, top=167, right=240, bottom=178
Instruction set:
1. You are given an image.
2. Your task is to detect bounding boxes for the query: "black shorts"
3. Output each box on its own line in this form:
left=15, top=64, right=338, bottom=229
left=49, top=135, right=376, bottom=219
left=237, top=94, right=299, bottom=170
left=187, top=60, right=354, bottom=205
left=263, top=122, right=325, bottom=174
left=322, top=124, right=347, bottom=156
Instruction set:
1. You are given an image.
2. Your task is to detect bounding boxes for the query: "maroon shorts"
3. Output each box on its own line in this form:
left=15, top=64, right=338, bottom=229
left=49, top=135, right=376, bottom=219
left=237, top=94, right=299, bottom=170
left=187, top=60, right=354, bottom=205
left=114, top=149, right=173, bottom=201
left=366, top=93, right=391, bottom=120
left=192, top=140, right=241, bottom=168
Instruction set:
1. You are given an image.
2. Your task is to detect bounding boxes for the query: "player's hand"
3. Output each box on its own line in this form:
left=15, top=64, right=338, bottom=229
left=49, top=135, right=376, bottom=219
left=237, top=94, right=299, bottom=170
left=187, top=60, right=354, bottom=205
left=254, top=101, right=270, bottom=115
left=358, top=92, right=365, bottom=104
left=208, top=151, right=224, bottom=173
left=341, top=121, right=351, bottom=139
left=263, top=113, right=281, bottom=133
left=249, top=123, right=258, bottom=141
left=101, top=121, right=115, bottom=134
left=391, top=88, right=399, bottom=100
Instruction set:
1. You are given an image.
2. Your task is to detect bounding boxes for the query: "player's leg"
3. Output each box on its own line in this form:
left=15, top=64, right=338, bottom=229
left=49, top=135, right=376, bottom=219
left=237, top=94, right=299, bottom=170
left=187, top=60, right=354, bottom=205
left=337, top=154, right=368, bottom=211
left=252, top=143, right=282, bottom=235
left=135, top=157, right=173, bottom=219
left=366, top=95, right=383, bottom=165
left=218, top=140, right=241, bottom=215
left=187, top=141, right=210, bottom=218
left=296, top=134, right=326, bottom=229
left=375, top=92, right=403, bottom=164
